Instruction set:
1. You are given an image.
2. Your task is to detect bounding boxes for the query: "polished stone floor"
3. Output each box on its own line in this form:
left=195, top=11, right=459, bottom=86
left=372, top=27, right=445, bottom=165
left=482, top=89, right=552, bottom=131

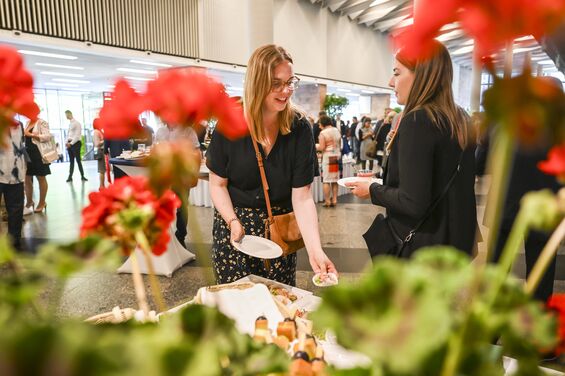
left=5, top=161, right=565, bottom=311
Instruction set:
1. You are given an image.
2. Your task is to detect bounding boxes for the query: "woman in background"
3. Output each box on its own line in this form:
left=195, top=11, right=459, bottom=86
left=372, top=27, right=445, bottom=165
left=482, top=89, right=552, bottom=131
left=93, top=118, right=106, bottom=190
left=23, top=118, right=51, bottom=214
left=317, top=115, right=341, bottom=207
left=359, top=117, right=375, bottom=171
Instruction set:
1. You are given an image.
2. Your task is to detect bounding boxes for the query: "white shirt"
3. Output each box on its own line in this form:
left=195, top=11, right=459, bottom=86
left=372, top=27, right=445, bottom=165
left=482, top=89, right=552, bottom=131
left=67, top=118, right=82, bottom=145
left=0, top=125, right=26, bottom=184
left=155, top=126, right=200, bottom=149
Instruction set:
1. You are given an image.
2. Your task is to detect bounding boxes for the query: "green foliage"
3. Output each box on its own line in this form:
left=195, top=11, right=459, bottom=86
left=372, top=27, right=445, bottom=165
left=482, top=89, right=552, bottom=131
left=324, top=94, right=349, bottom=118
left=311, top=247, right=557, bottom=376
left=0, top=236, right=289, bottom=375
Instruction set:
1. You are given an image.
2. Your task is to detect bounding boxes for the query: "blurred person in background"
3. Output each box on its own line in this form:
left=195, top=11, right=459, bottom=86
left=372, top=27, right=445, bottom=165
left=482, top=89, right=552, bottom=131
left=24, top=118, right=51, bottom=214
left=65, top=110, right=87, bottom=182
left=359, top=117, right=375, bottom=171
left=0, top=121, right=26, bottom=249
left=317, top=115, right=341, bottom=207
left=92, top=119, right=106, bottom=190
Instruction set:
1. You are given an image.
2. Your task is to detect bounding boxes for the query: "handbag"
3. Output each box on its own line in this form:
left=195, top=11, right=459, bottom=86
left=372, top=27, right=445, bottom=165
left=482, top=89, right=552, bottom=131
left=363, top=151, right=464, bottom=258
left=94, top=146, right=104, bottom=160
left=365, top=140, right=378, bottom=159
left=251, top=137, right=305, bottom=256
left=36, top=136, right=58, bottom=164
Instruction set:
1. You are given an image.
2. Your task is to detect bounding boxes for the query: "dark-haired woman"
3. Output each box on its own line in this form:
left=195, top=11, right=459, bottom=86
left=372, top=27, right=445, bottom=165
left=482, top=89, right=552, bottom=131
left=347, top=41, right=477, bottom=258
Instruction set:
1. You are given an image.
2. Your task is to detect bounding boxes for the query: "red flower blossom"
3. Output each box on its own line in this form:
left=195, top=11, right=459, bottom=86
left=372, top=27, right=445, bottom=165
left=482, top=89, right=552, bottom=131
left=547, top=294, right=565, bottom=355
left=393, top=0, right=565, bottom=60
left=146, top=69, right=248, bottom=140
left=539, top=144, right=565, bottom=184
left=0, top=45, right=39, bottom=143
left=80, top=176, right=180, bottom=256
left=214, top=96, right=248, bottom=140
left=97, top=79, right=146, bottom=139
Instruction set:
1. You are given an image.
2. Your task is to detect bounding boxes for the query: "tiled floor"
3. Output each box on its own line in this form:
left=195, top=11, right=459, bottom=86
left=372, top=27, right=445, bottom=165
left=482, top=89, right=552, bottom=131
left=6, top=161, right=565, bottom=310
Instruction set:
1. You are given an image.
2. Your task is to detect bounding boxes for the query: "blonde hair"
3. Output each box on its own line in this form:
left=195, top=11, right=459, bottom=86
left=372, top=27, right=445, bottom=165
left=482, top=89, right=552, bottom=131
left=244, top=44, right=300, bottom=143
left=397, top=41, right=474, bottom=149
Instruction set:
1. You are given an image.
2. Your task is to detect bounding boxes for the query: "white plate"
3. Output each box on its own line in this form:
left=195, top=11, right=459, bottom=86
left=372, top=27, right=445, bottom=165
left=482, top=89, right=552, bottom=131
left=231, top=235, right=283, bottom=259
left=337, top=176, right=382, bottom=188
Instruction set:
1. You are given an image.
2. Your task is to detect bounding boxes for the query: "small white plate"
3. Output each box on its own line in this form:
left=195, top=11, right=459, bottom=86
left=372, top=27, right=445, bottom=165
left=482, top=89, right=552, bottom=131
left=337, top=176, right=382, bottom=188
left=231, top=235, right=283, bottom=259
left=312, top=272, right=339, bottom=287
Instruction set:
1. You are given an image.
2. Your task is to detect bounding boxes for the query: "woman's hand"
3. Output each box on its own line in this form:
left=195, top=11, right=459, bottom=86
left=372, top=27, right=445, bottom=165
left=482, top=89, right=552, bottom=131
left=230, top=219, right=245, bottom=245
left=345, top=180, right=372, bottom=199
left=308, top=249, right=338, bottom=276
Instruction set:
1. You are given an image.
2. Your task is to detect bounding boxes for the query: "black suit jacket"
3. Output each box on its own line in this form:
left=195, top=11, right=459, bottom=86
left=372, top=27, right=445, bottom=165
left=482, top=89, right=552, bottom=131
left=368, top=109, right=477, bottom=257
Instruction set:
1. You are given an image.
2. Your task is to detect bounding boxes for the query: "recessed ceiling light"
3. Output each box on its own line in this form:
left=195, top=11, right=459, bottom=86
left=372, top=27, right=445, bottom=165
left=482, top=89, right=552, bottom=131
left=129, top=59, right=173, bottom=68
left=18, top=50, right=77, bottom=60
left=35, top=63, right=84, bottom=70
left=362, top=90, right=375, bottom=94
left=452, top=45, right=474, bottom=55
left=117, top=67, right=157, bottom=74
left=124, top=76, right=153, bottom=81
left=538, top=59, right=555, bottom=65
left=52, top=78, right=90, bottom=84
left=44, top=83, right=79, bottom=87
left=515, top=35, right=534, bottom=42
left=40, top=71, right=84, bottom=78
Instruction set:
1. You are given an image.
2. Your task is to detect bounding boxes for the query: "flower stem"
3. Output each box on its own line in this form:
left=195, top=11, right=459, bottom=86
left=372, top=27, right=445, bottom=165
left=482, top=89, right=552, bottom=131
left=484, top=128, right=515, bottom=262
left=130, top=251, right=150, bottom=317
left=525, top=218, right=565, bottom=295
left=135, top=231, right=167, bottom=313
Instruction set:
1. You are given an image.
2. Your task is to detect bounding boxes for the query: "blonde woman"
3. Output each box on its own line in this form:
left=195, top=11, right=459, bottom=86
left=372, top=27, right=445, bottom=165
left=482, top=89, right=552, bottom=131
left=348, top=41, right=477, bottom=258
left=206, top=44, right=337, bottom=285
left=23, top=118, right=51, bottom=214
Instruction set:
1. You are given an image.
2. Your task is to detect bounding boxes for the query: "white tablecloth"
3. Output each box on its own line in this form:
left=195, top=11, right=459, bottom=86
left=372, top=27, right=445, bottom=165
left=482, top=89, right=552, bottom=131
left=114, top=164, right=196, bottom=277
left=191, top=160, right=355, bottom=207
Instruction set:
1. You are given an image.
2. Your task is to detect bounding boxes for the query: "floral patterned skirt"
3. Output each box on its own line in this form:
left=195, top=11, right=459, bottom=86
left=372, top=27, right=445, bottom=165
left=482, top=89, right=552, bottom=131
left=211, top=206, right=297, bottom=286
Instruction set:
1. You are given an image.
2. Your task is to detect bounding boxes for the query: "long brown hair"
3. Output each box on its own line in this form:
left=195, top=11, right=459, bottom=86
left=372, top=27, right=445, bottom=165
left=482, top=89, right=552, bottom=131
left=396, top=41, right=473, bottom=149
left=243, top=44, right=301, bottom=143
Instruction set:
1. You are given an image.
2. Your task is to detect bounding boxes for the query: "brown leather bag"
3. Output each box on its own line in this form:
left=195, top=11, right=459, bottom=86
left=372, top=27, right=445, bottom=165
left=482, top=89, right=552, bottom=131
left=251, top=137, right=305, bottom=256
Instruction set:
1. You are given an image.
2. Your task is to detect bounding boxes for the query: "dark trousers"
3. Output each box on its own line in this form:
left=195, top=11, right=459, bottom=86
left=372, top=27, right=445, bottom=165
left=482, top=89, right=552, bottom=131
left=493, top=225, right=556, bottom=301
left=67, top=141, right=85, bottom=178
left=0, top=183, right=24, bottom=249
left=174, top=190, right=189, bottom=247
left=362, top=160, right=374, bottom=171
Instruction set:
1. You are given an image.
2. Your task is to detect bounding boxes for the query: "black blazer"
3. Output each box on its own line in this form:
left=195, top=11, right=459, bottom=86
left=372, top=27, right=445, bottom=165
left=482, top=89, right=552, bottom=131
left=368, top=109, right=477, bottom=257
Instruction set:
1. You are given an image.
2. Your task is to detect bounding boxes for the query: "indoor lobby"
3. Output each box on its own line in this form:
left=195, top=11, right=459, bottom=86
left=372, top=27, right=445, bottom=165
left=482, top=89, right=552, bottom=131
left=1, top=0, right=565, bottom=375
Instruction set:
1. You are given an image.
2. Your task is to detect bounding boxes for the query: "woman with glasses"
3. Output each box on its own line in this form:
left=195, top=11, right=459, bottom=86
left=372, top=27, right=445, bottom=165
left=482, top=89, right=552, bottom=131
left=206, top=44, right=338, bottom=285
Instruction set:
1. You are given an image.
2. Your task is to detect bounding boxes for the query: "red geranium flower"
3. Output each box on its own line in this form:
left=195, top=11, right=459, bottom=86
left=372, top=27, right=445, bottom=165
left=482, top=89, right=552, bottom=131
left=393, top=0, right=565, bottom=60
left=539, top=144, right=565, bottom=184
left=97, top=79, right=146, bottom=139
left=80, top=176, right=180, bottom=256
left=146, top=69, right=248, bottom=140
left=547, top=294, right=565, bottom=355
left=0, top=45, right=39, bottom=143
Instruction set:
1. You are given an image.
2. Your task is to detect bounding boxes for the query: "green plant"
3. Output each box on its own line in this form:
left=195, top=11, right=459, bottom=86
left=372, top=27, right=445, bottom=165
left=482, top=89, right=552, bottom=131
left=324, top=94, right=349, bottom=118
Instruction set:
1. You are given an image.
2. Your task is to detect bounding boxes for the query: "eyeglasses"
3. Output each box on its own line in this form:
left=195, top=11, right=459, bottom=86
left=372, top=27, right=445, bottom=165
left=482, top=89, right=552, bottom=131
left=271, top=76, right=300, bottom=92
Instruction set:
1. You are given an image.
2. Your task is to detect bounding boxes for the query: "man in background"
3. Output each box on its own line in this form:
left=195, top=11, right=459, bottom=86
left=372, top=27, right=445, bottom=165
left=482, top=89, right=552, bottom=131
left=65, top=110, right=87, bottom=182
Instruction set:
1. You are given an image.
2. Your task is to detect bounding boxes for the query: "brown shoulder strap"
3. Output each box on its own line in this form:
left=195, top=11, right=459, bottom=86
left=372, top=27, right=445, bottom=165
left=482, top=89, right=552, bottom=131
left=250, top=136, right=274, bottom=220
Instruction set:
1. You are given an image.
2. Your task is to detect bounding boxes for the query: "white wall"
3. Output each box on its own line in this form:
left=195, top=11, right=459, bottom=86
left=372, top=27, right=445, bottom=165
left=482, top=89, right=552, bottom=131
left=199, top=0, right=251, bottom=65
left=198, top=0, right=393, bottom=88
left=273, top=0, right=392, bottom=88
left=325, top=10, right=392, bottom=87
left=273, top=0, right=328, bottom=78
